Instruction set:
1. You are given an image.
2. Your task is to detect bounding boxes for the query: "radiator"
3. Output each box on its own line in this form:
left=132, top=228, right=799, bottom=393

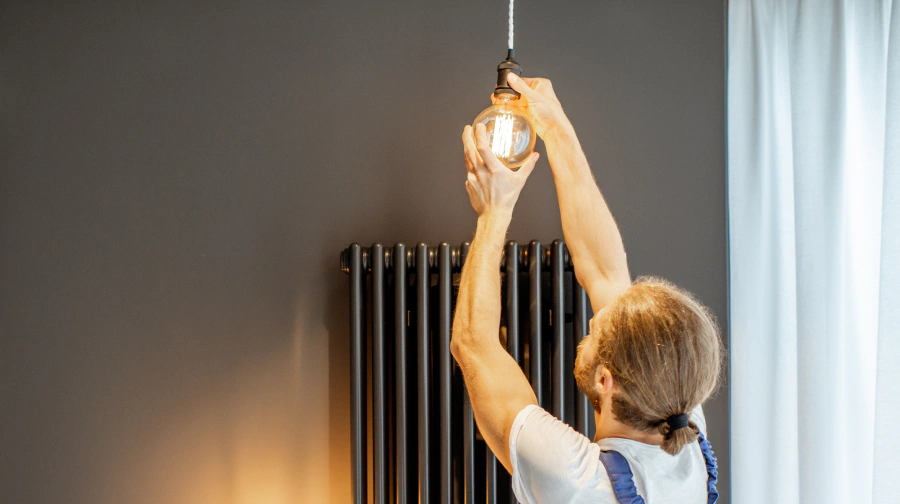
left=341, top=240, right=595, bottom=504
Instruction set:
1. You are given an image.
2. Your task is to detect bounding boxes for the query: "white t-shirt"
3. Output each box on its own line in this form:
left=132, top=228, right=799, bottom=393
left=509, top=404, right=710, bottom=504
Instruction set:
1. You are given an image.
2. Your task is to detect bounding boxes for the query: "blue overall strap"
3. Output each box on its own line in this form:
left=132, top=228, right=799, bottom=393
left=597, top=449, right=647, bottom=504
left=697, top=432, right=719, bottom=504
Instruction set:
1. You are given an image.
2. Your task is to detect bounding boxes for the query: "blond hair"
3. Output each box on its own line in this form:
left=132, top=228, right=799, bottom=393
left=576, top=277, right=724, bottom=455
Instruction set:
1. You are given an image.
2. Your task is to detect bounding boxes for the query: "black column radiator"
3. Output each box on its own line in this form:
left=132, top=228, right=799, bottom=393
left=341, top=240, right=596, bottom=503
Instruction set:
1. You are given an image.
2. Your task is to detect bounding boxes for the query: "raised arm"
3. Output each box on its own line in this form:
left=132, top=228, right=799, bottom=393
left=507, top=74, right=631, bottom=312
left=450, top=123, right=539, bottom=473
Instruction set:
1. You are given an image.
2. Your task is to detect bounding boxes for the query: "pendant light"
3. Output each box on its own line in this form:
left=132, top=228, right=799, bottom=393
left=472, top=0, right=536, bottom=170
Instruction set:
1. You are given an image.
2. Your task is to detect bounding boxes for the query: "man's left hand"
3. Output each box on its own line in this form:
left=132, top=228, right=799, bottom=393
left=462, top=123, right=539, bottom=218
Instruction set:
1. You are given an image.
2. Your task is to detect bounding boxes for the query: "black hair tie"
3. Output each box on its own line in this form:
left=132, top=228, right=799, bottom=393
left=666, top=413, right=689, bottom=431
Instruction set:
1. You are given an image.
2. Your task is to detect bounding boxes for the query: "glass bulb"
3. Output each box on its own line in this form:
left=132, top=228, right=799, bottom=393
left=472, top=93, right=536, bottom=170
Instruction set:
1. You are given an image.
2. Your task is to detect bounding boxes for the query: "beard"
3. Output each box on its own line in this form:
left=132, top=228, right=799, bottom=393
left=574, top=350, right=603, bottom=414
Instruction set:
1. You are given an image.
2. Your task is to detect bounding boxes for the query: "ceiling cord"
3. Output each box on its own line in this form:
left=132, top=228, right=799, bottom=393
left=508, top=0, right=515, bottom=50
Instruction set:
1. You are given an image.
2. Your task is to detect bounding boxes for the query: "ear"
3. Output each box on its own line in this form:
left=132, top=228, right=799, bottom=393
left=595, top=367, right=615, bottom=395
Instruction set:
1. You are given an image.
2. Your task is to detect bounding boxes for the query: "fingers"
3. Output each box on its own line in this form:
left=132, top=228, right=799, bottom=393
left=510, top=74, right=560, bottom=106
left=473, top=123, right=503, bottom=171
left=465, top=172, right=482, bottom=212
left=462, top=125, right=485, bottom=173
left=466, top=171, right=478, bottom=190
left=507, top=73, right=542, bottom=102
left=462, top=127, right=476, bottom=175
left=463, top=151, right=475, bottom=174
left=516, top=152, right=540, bottom=179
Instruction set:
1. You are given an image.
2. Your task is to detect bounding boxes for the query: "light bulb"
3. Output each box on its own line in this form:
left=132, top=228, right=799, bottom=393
left=472, top=49, right=536, bottom=170
left=473, top=93, right=536, bottom=170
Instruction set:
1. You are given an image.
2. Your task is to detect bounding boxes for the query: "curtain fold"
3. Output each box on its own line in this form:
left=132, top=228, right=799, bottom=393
left=873, top=3, right=900, bottom=502
left=727, top=1, right=897, bottom=503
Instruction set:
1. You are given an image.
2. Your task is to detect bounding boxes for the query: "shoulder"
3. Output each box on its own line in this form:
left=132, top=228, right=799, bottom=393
left=509, top=405, right=618, bottom=504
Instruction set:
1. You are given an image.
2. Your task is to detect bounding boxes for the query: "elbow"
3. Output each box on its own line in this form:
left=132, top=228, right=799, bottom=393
left=450, top=339, right=461, bottom=361
left=450, top=328, right=471, bottom=361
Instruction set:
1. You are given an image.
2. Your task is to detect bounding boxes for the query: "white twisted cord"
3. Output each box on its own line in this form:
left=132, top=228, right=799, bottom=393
left=508, top=0, right=514, bottom=49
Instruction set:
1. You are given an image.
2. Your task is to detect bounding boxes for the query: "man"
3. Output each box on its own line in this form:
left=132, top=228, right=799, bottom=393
left=451, top=73, right=723, bottom=503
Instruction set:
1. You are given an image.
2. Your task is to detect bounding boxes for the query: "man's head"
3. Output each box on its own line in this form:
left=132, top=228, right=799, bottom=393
left=574, top=277, right=723, bottom=455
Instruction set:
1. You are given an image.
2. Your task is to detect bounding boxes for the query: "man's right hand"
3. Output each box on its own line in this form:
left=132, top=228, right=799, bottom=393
left=506, top=73, right=571, bottom=141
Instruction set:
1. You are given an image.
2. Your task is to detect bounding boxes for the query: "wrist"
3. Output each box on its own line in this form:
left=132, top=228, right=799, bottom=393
left=477, top=210, right=513, bottom=230
left=542, top=121, right=589, bottom=179
left=543, top=119, right=577, bottom=150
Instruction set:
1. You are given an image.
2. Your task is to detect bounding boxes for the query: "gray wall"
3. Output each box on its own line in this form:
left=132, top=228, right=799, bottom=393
left=1, top=0, right=728, bottom=502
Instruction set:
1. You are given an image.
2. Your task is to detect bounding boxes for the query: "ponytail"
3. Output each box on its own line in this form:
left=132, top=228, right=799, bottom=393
left=657, top=417, right=700, bottom=456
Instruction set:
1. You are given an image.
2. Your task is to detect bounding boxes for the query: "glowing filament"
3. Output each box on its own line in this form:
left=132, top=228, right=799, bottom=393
left=491, top=113, right=515, bottom=158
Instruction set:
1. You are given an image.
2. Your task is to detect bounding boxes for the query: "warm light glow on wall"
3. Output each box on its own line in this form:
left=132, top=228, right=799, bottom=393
left=108, top=301, right=340, bottom=503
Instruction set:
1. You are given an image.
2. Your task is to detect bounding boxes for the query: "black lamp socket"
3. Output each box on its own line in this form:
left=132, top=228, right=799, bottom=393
left=494, top=49, right=522, bottom=96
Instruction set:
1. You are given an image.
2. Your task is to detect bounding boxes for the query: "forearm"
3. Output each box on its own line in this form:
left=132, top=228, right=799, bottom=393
left=451, top=212, right=509, bottom=354
left=544, top=122, right=631, bottom=310
left=450, top=211, right=537, bottom=473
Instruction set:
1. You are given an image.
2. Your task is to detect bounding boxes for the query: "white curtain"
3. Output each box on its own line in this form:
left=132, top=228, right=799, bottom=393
left=727, top=1, right=899, bottom=503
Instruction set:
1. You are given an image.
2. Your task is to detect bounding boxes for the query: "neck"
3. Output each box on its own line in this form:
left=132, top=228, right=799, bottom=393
left=592, top=410, right=664, bottom=445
